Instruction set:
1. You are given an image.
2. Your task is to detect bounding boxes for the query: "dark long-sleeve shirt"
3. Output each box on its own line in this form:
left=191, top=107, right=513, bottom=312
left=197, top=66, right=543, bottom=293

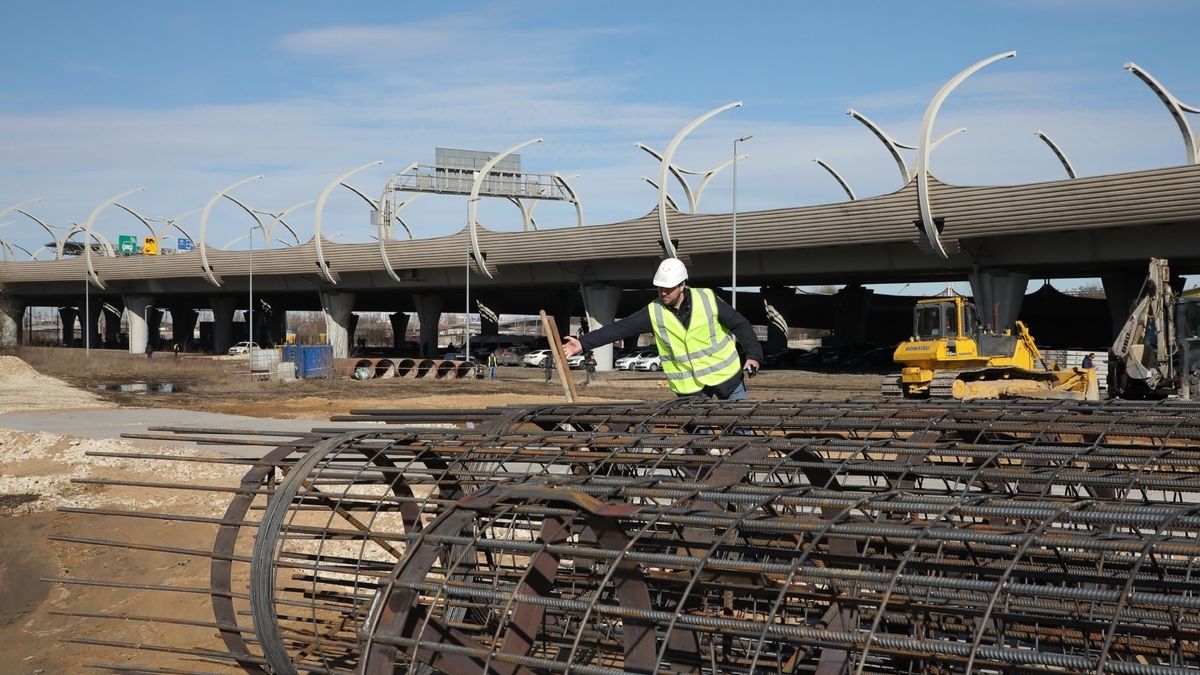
left=578, top=288, right=763, bottom=397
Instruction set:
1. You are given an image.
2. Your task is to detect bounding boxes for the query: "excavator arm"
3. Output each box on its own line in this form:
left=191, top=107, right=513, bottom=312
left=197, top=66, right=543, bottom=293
left=1109, top=258, right=1178, bottom=397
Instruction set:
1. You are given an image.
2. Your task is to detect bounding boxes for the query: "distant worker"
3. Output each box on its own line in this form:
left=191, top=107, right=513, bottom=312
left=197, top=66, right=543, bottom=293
left=145, top=340, right=154, bottom=360
left=585, top=351, right=598, bottom=384
left=172, top=342, right=181, bottom=357
left=543, top=353, right=554, bottom=383
left=1082, top=352, right=1096, bottom=369
left=562, top=258, right=763, bottom=400
left=488, top=351, right=498, bottom=380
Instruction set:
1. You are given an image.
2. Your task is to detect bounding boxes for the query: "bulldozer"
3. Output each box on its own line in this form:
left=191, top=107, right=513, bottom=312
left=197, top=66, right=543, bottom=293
left=1108, top=258, right=1200, bottom=399
left=887, top=294, right=1099, bottom=400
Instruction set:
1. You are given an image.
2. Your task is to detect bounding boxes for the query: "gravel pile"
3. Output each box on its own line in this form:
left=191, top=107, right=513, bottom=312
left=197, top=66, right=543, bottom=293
left=0, top=355, right=110, bottom=413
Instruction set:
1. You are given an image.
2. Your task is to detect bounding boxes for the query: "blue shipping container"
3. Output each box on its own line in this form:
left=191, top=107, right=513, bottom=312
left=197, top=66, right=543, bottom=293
left=283, top=344, right=333, bottom=378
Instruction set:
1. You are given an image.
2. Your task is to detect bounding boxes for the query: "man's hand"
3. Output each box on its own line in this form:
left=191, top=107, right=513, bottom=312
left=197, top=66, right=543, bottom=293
left=562, top=335, right=583, bottom=357
left=743, top=358, right=761, bottom=377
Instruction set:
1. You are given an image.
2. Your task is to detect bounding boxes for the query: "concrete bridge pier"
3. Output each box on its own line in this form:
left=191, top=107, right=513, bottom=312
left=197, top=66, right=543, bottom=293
left=83, top=300, right=102, bottom=350
left=320, top=291, right=356, bottom=359
left=969, top=269, right=1030, bottom=332
left=760, top=286, right=797, bottom=354
left=413, top=294, right=442, bottom=358
left=581, top=284, right=622, bottom=370
left=103, top=304, right=123, bottom=348
left=0, top=298, right=25, bottom=348
left=123, top=296, right=156, bottom=355
left=832, top=284, right=874, bottom=345
left=389, top=312, right=410, bottom=350
left=549, top=298, right=576, bottom=349
left=59, top=306, right=78, bottom=346
left=475, top=296, right=501, bottom=337
left=209, top=297, right=237, bottom=354
left=165, top=305, right=198, bottom=351
left=347, top=313, right=360, bottom=350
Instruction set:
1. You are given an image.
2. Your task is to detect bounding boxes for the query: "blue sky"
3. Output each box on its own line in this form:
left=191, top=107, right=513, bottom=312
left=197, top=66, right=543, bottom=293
left=0, top=1, right=1196, bottom=292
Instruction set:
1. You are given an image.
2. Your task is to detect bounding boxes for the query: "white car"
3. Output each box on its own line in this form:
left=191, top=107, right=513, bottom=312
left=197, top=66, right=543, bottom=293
left=615, top=349, right=655, bottom=370
left=567, top=354, right=585, bottom=369
left=633, top=353, right=663, bottom=371
left=227, top=341, right=258, bottom=355
left=522, top=349, right=552, bottom=367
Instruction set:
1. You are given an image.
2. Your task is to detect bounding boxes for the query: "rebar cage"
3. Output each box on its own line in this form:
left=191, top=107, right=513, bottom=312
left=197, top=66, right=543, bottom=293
left=53, top=398, right=1200, bottom=674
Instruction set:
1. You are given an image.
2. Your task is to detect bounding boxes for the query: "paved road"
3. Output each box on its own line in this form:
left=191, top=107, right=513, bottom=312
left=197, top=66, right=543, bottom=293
left=0, top=408, right=387, bottom=456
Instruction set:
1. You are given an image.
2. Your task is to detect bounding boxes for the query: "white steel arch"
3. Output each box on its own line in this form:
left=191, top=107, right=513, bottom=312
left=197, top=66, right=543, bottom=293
left=552, top=172, right=584, bottom=228
left=847, top=108, right=967, bottom=185
left=637, top=142, right=744, bottom=214
left=916, top=51, right=1016, bottom=258
left=314, top=161, right=383, bottom=284
left=641, top=177, right=682, bottom=212
left=85, top=188, right=144, bottom=288
left=468, top=139, right=543, bottom=280
left=813, top=157, right=856, bottom=201
left=13, top=208, right=66, bottom=259
left=1125, top=62, right=1200, bottom=165
left=199, top=176, right=263, bottom=286
left=656, top=102, right=742, bottom=259
left=1033, top=131, right=1077, bottom=179
left=112, top=202, right=201, bottom=252
left=256, top=201, right=312, bottom=248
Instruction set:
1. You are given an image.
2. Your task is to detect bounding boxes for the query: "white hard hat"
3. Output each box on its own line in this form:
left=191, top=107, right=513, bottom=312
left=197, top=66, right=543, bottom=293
left=653, top=258, right=688, bottom=287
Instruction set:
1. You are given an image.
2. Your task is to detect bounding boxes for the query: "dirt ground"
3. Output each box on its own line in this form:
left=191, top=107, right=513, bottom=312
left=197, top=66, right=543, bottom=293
left=0, top=348, right=886, bottom=674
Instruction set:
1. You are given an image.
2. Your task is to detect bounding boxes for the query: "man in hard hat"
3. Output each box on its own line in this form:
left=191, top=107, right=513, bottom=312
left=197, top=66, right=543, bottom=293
left=562, top=258, right=763, bottom=400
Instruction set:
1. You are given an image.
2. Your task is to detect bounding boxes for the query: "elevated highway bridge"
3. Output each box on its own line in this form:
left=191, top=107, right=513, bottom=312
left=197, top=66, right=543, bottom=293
left=3, top=162, right=1200, bottom=366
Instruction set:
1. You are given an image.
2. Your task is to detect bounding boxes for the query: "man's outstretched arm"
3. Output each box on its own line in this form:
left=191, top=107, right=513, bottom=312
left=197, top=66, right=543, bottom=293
left=563, top=307, right=653, bottom=357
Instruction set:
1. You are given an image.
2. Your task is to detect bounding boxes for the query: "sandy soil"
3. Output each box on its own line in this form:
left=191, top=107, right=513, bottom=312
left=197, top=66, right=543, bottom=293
left=0, top=351, right=886, bottom=674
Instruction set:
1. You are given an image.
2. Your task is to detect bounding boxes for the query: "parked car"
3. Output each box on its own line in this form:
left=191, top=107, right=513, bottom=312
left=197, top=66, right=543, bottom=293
left=633, top=353, right=663, bottom=371
left=615, top=348, right=656, bottom=370
left=523, top=349, right=552, bottom=367
left=495, top=346, right=530, bottom=366
left=567, top=354, right=586, bottom=369
left=227, top=341, right=258, bottom=355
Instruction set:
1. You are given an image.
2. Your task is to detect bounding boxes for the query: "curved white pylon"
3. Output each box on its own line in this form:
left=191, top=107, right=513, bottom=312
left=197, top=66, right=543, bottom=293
left=636, top=142, right=696, bottom=211
left=0, top=199, right=42, bottom=226
left=917, top=51, right=1016, bottom=258
left=1033, top=130, right=1077, bottom=179
left=847, top=109, right=915, bottom=184
left=506, top=196, right=539, bottom=231
left=468, top=139, right=542, bottom=280
left=260, top=201, right=313, bottom=248
left=813, top=157, right=856, bottom=201
left=314, top=161, right=383, bottom=284
left=1125, top=62, right=1200, bottom=165
left=641, top=177, right=682, bottom=212
left=552, top=172, right=584, bottom=227
left=152, top=208, right=202, bottom=249
left=199, top=176, right=263, bottom=286
left=694, top=154, right=744, bottom=208
left=657, top=102, right=743, bottom=258
left=13, top=208, right=65, bottom=259
left=376, top=191, right=420, bottom=284
left=65, top=223, right=116, bottom=257
left=848, top=110, right=967, bottom=185
left=85, top=188, right=145, bottom=288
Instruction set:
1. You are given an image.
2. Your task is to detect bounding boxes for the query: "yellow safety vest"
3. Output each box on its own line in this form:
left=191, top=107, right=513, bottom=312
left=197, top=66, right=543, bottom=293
left=650, top=287, right=742, bottom=394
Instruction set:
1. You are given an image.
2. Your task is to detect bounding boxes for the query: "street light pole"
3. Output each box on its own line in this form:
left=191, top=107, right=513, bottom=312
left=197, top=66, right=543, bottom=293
left=732, top=135, right=752, bottom=309
left=248, top=222, right=254, bottom=368
left=466, top=198, right=479, bottom=360
left=84, top=268, right=90, bottom=358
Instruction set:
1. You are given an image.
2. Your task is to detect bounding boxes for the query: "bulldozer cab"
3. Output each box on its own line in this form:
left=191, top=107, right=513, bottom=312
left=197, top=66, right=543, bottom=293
left=912, top=297, right=979, bottom=342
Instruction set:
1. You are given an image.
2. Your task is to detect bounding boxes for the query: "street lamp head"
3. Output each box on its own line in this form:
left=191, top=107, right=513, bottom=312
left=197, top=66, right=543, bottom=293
left=736, top=135, right=753, bottom=143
